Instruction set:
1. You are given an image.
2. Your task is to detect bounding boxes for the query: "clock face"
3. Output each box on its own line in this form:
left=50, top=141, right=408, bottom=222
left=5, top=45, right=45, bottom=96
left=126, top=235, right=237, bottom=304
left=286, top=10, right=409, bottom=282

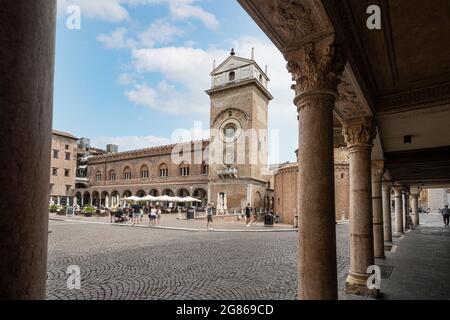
left=219, top=119, right=242, bottom=143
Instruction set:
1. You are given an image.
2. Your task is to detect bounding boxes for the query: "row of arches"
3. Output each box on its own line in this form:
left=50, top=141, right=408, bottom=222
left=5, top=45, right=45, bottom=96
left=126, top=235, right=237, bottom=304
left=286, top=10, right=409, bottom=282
left=74, top=188, right=208, bottom=208
left=95, top=162, right=209, bottom=182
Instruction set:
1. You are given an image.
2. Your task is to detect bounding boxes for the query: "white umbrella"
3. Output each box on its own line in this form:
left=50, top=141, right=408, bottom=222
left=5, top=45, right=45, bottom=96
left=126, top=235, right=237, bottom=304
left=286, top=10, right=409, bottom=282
left=185, top=196, right=202, bottom=202
left=141, top=195, right=157, bottom=202
left=123, top=196, right=142, bottom=202
left=158, top=195, right=173, bottom=202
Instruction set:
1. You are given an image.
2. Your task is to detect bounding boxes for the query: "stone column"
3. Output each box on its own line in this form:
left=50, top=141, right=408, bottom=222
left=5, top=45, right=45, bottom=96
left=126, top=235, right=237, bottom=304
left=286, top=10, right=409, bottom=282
left=393, top=186, right=404, bottom=235
left=343, top=118, right=377, bottom=296
left=411, top=192, right=420, bottom=226
left=372, top=164, right=385, bottom=259
left=0, top=0, right=57, bottom=299
left=286, top=35, right=345, bottom=300
left=403, top=189, right=410, bottom=230
left=382, top=183, right=393, bottom=242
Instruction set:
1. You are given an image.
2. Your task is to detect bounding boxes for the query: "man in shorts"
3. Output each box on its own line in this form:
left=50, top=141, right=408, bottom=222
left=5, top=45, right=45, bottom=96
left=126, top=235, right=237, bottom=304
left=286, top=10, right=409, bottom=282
left=206, top=203, right=214, bottom=230
left=131, top=202, right=141, bottom=225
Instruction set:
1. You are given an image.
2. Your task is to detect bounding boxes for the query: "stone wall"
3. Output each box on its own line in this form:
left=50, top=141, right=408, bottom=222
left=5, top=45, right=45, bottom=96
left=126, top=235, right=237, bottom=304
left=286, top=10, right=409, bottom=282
left=274, top=148, right=350, bottom=224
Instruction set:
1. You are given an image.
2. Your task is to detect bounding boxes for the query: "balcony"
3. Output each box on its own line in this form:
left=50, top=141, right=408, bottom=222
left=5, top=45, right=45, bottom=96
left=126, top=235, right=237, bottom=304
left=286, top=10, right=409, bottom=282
left=217, top=167, right=239, bottom=179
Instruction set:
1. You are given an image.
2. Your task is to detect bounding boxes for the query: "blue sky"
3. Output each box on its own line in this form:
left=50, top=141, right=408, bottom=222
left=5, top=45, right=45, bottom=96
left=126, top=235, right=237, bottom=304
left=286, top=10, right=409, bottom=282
left=54, top=0, right=297, bottom=163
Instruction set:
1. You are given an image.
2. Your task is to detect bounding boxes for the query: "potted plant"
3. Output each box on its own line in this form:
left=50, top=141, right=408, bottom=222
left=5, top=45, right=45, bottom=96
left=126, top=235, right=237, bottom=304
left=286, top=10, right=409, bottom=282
left=83, top=205, right=94, bottom=217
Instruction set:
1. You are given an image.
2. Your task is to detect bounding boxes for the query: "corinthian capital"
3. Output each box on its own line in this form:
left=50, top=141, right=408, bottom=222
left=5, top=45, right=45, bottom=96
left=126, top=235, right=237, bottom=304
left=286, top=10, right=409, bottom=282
left=286, top=34, right=346, bottom=96
left=342, top=117, right=376, bottom=148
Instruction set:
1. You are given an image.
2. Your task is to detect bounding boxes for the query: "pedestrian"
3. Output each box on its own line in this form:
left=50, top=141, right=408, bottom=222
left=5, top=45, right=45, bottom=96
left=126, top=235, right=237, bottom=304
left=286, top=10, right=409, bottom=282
left=252, top=208, right=258, bottom=226
left=131, top=201, right=141, bottom=225
left=150, top=206, right=157, bottom=226
left=442, top=205, right=450, bottom=227
left=156, top=206, right=162, bottom=225
left=245, top=203, right=251, bottom=227
left=109, top=207, right=115, bottom=223
left=206, top=203, right=214, bottom=230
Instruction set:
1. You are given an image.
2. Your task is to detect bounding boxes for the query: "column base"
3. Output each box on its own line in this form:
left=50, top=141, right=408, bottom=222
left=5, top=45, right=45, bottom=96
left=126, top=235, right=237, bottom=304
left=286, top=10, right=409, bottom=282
left=345, top=272, right=379, bottom=298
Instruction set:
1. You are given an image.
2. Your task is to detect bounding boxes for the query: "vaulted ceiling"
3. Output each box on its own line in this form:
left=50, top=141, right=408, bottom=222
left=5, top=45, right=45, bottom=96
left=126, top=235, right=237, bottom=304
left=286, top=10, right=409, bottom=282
left=239, top=0, right=450, bottom=185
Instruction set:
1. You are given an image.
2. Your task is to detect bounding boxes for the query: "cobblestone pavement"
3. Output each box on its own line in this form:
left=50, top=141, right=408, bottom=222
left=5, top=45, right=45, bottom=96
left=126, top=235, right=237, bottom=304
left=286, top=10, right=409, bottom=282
left=47, top=220, right=351, bottom=300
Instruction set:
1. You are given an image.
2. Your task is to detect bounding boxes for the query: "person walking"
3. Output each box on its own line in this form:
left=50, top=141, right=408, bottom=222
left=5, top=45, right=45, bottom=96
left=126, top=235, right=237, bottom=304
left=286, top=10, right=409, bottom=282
left=245, top=203, right=251, bottom=227
left=156, top=206, right=162, bottom=226
left=206, top=203, right=214, bottom=230
left=131, top=202, right=141, bottom=225
left=442, top=205, right=450, bottom=227
left=150, top=206, right=157, bottom=226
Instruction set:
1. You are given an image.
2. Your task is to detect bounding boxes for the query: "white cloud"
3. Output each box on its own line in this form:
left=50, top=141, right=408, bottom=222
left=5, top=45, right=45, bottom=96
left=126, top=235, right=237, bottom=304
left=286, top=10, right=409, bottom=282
left=58, top=0, right=219, bottom=29
left=91, top=135, right=172, bottom=152
left=138, top=20, right=185, bottom=47
left=168, top=1, right=219, bottom=30
left=125, top=83, right=158, bottom=107
left=58, top=0, right=130, bottom=22
left=97, top=28, right=136, bottom=49
left=125, top=0, right=219, bottom=30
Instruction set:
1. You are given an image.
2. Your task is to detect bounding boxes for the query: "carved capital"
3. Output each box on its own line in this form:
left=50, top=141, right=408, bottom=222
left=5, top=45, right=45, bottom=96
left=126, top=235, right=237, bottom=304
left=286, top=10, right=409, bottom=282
left=286, top=34, right=346, bottom=97
left=342, top=117, right=376, bottom=148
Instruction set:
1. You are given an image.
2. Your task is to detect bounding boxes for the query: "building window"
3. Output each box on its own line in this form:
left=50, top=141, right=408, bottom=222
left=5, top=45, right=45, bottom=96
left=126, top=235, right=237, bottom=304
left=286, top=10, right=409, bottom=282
left=229, top=71, right=235, bottom=81
left=53, top=150, right=59, bottom=159
left=159, top=164, right=169, bottom=177
left=65, top=144, right=69, bottom=150
left=179, top=164, right=190, bottom=177
left=109, top=170, right=116, bottom=181
left=341, top=173, right=344, bottom=179
left=52, top=168, right=58, bottom=176
left=201, top=162, right=209, bottom=175
left=64, top=169, right=70, bottom=177
left=141, top=165, right=149, bottom=179
left=96, top=171, right=102, bottom=182
left=65, top=152, right=71, bottom=160
left=66, top=185, right=71, bottom=195
left=124, top=167, right=132, bottom=180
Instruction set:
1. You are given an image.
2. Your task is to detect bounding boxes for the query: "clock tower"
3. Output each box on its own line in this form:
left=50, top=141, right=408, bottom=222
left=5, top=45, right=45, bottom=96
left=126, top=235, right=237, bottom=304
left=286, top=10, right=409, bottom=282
left=206, top=49, right=273, bottom=212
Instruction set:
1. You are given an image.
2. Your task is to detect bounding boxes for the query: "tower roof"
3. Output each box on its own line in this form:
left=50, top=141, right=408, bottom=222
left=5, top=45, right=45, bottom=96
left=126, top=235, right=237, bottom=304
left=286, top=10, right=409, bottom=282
left=210, top=49, right=269, bottom=81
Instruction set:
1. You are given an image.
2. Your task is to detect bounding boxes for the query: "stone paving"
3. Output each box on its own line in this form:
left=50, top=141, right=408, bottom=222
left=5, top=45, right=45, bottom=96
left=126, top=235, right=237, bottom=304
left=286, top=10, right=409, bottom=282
left=47, top=213, right=449, bottom=300
left=377, top=214, right=450, bottom=300
left=46, top=219, right=350, bottom=300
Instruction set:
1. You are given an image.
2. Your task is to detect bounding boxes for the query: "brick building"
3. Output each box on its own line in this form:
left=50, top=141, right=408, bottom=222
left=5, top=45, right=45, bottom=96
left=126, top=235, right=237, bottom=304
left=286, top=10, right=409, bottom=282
left=49, top=130, right=79, bottom=206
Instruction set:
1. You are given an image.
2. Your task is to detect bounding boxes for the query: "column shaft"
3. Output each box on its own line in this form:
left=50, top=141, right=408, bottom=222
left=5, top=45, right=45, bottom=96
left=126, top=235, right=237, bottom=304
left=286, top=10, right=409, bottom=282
left=411, top=194, right=419, bottom=226
left=394, top=187, right=404, bottom=234
left=297, top=93, right=337, bottom=299
left=286, top=35, right=345, bottom=300
left=382, top=183, right=393, bottom=242
left=0, top=0, right=57, bottom=299
left=343, top=118, right=377, bottom=297
left=372, top=167, right=384, bottom=258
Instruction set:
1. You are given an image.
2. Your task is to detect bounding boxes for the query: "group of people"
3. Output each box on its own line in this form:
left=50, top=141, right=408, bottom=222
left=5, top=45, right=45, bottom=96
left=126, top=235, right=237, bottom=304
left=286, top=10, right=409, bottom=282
left=109, top=202, right=162, bottom=226
left=204, top=203, right=259, bottom=230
